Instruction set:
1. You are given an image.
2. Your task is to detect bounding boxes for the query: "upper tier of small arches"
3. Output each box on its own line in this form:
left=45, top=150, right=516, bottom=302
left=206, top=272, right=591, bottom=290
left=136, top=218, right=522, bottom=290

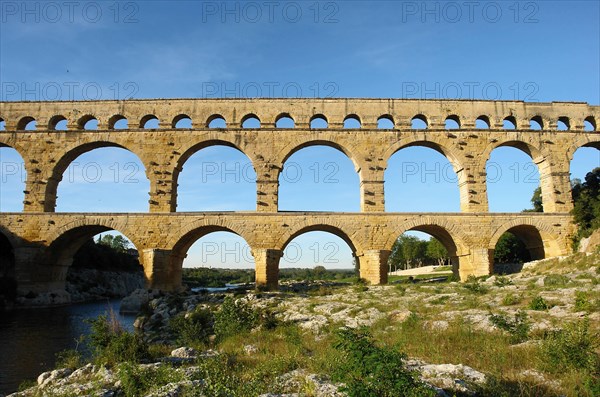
left=1, top=98, right=598, bottom=132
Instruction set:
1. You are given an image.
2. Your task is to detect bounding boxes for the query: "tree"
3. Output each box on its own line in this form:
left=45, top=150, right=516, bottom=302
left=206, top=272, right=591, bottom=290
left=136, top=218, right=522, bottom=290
left=571, top=168, right=600, bottom=239
left=494, top=233, right=530, bottom=264
left=426, top=238, right=449, bottom=267
left=388, top=235, right=428, bottom=271
left=523, top=186, right=543, bottom=212
left=97, top=234, right=131, bottom=253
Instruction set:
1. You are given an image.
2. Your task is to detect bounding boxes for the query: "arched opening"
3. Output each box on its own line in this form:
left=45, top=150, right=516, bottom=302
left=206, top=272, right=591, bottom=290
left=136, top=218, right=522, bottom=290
left=571, top=145, right=600, bottom=182
left=584, top=116, right=596, bottom=132
left=176, top=144, right=256, bottom=211
left=0, top=118, right=5, bottom=130
left=490, top=224, right=561, bottom=274
left=78, top=115, right=98, bottom=130
left=49, top=115, right=68, bottom=131
left=207, top=114, right=226, bottom=128
left=411, top=114, right=428, bottom=129
left=445, top=115, right=460, bottom=129
left=140, top=115, right=159, bottom=129
left=343, top=114, right=361, bottom=129
left=557, top=117, right=570, bottom=131
left=475, top=116, right=490, bottom=129
left=109, top=115, right=129, bottom=130
left=275, top=114, right=295, bottom=128
left=529, top=116, right=543, bottom=130
left=310, top=114, right=328, bottom=129
left=0, top=145, right=27, bottom=212
left=173, top=114, right=192, bottom=129
left=279, top=144, right=360, bottom=211
left=503, top=116, right=517, bottom=130
left=385, top=145, right=460, bottom=212
left=280, top=230, right=357, bottom=281
left=175, top=228, right=255, bottom=287
left=241, top=114, right=260, bottom=129
left=53, top=145, right=149, bottom=212
left=388, top=227, right=458, bottom=278
left=0, top=231, right=17, bottom=307
left=48, top=227, right=144, bottom=301
left=17, top=117, right=36, bottom=131
left=377, top=115, right=395, bottom=129
left=486, top=144, right=540, bottom=212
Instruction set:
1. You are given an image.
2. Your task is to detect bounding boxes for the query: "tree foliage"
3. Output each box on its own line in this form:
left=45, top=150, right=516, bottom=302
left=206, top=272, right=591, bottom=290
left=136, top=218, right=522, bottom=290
left=571, top=168, right=600, bottom=239
left=523, top=186, right=543, bottom=212
left=493, top=233, right=531, bottom=264
left=388, top=235, right=449, bottom=271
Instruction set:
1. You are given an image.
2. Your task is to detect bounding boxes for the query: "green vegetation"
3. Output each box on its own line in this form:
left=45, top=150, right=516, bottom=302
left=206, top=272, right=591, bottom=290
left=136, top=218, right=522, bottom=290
left=72, top=236, right=141, bottom=272
left=529, top=295, right=550, bottom=310
left=388, top=235, right=449, bottom=271
left=332, top=327, right=434, bottom=397
left=571, top=168, right=600, bottom=243
left=488, top=311, right=530, bottom=344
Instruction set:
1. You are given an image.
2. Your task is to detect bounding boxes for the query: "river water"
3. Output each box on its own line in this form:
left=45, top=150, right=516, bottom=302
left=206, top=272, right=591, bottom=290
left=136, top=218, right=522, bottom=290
left=0, top=300, right=136, bottom=395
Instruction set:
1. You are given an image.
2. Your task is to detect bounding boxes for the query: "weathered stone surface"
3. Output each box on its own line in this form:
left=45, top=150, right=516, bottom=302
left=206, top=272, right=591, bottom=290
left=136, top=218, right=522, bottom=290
left=0, top=98, right=596, bottom=296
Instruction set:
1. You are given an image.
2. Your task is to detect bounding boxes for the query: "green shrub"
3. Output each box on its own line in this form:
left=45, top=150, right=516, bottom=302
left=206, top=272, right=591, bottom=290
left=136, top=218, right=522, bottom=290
left=529, top=295, right=549, bottom=311
left=574, top=291, right=599, bottom=312
left=501, top=293, right=522, bottom=306
left=430, top=295, right=450, bottom=305
left=489, top=310, right=530, bottom=344
left=544, top=274, right=570, bottom=287
left=331, top=327, right=435, bottom=397
left=213, top=296, right=259, bottom=342
left=118, top=362, right=184, bottom=397
left=494, top=276, right=513, bottom=287
left=169, top=307, right=214, bottom=346
left=540, top=318, right=599, bottom=373
left=463, top=281, right=489, bottom=295
left=87, top=313, right=149, bottom=365
left=55, top=348, right=83, bottom=369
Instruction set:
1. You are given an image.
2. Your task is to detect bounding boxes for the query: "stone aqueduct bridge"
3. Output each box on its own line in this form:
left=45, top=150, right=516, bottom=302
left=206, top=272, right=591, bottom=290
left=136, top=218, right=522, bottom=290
left=0, top=98, right=599, bottom=294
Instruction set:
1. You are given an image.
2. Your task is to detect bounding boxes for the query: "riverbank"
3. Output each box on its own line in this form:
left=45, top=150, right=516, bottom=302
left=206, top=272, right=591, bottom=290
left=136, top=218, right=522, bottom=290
left=7, top=252, right=600, bottom=396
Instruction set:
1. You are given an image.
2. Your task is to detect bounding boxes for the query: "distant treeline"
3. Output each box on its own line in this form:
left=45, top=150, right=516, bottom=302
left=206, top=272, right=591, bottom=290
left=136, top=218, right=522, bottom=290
left=183, top=266, right=355, bottom=288
left=72, top=235, right=142, bottom=272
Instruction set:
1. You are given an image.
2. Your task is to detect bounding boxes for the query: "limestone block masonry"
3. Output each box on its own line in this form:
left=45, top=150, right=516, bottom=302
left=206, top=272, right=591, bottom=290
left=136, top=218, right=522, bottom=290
left=0, top=98, right=598, bottom=294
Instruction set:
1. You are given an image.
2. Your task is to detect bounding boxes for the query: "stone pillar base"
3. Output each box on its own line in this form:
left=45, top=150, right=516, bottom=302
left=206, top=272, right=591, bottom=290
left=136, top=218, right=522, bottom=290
left=140, top=248, right=181, bottom=291
left=359, top=249, right=390, bottom=284
left=254, top=248, right=282, bottom=290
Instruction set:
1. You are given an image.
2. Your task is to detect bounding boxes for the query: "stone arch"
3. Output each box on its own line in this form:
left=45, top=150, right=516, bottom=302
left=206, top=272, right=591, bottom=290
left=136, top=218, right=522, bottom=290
left=503, top=116, right=517, bottom=129
left=584, top=116, right=597, bottom=131
left=488, top=219, right=566, bottom=261
left=44, top=221, right=144, bottom=287
left=0, top=229, right=16, bottom=278
left=530, top=115, right=544, bottom=130
left=476, top=115, right=491, bottom=129
left=557, top=116, right=570, bottom=131
left=77, top=114, right=98, bottom=130
left=279, top=139, right=362, bottom=173
left=343, top=114, right=361, bottom=128
left=377, top=114, right=395, bottom=129
left=278, top=223, right=362, bottom=260
left=241, top=113, right=261, bottom=128
left=46, top=141, right=148, bottom=212
left=384, top=218, right=470, bottom=278
left=445, top=114, right=461, bottom=129
left=17, top=116, right=36, bottom=131
left=48, top=115, right=67, bottom=131
left=310, top=114, right=328, bottom=128
left=206, top=114, right=226, bottom=128
left=172, top=114, right=192, bottom=129
left=108, top=114, right=128, bottom=130
left=0, top=116, right=5, bottom=130
left=566, top=136, right=600, bottom=162
left=275, top=113, right=295, bottom=128
left=0, top=142, right=28, bottom=211
left=140, top=114, right=159, bottom=129
left=171, top=139, right=257, bottom=212
left=411, top=114, right=429, bottom=129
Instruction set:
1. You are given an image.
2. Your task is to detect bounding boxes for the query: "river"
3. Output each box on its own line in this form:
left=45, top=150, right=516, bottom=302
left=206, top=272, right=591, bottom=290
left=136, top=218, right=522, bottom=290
left=0, top=300, right=136, bottom=395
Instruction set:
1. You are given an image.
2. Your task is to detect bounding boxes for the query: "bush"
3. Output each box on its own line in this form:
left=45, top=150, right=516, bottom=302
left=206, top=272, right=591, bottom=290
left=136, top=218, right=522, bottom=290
left=543, top=274, right=569, bottom=287
left=502, top=293, right=522, bottom=306
left=463, top=281, right=489, bottom=295
left=55, top=348, right=83, bottom=369
left=489, top=310, right=530, bottom=344
left=494, top=276, right=513, bottom=287
left=213, top=296, right=259, bottom=342
left=528, top=295, right=549, bottom=311
left=574, top=291, right=599, bottom=312
left=118, top=362, right=185, bottom=397
left=331, top=327, right=435, bottom=397
left=87, top=312, right=149, bottom=365
left=540, top=318, right=599, bottom=373
left=169, top=308, right=214, bottom=347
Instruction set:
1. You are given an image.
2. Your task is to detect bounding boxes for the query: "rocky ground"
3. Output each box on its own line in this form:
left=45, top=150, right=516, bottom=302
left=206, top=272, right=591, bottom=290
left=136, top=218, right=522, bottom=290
left=8, top=252, right=599, bottom=397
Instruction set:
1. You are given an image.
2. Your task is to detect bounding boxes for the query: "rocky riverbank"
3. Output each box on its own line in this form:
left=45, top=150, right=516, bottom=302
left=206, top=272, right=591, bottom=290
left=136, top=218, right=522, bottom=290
left=8, top=252, right=600, bottom=396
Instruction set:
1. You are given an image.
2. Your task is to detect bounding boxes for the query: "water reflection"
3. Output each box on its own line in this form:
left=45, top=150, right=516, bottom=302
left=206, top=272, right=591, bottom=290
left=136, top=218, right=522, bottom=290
left=0, top=300, right=135, bottom=395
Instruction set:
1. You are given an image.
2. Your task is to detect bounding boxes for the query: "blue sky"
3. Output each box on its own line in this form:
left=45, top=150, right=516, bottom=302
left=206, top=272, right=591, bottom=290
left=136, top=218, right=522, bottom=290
left=1, top=1, right=599, bottom=269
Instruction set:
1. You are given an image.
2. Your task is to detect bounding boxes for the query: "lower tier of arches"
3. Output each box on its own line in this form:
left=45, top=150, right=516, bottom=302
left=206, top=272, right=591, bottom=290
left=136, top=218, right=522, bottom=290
left=0, top=212, right=574, bottom=297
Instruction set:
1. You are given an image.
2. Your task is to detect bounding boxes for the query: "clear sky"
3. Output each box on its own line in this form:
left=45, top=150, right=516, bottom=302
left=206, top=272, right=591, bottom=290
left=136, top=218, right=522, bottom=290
left=1, top=1, right=599, bottom=269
